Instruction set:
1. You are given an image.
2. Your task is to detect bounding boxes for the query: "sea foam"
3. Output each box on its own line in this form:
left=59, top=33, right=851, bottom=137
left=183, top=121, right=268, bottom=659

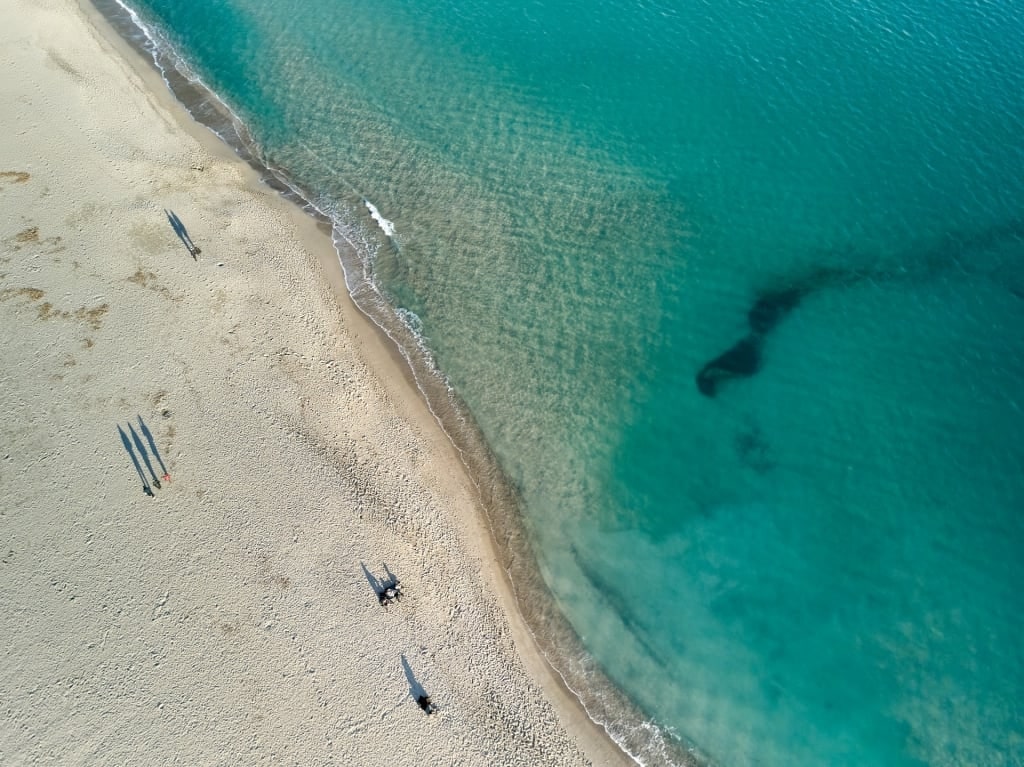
left=365, top=199, right=396, bottom=238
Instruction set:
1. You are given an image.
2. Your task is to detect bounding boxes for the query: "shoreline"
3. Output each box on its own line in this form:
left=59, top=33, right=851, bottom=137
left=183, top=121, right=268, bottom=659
left=1, top=0, right=646, bottom=763
left=78, top=3, right=696, bottom=766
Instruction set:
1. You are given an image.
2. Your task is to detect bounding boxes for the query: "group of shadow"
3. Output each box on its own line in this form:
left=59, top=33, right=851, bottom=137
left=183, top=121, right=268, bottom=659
left=115, top=213, right=197, bottom=486
left=118, top=416, right=171, bottom=497
left=166, top=209, right=202, bottom=260
left=161, top=208, right=443, bottom=713
left=120, top=424, right=438, bottom=714
left=363, top=562, right=438, bottom=716
left=114, top=211, right=196, bottom=490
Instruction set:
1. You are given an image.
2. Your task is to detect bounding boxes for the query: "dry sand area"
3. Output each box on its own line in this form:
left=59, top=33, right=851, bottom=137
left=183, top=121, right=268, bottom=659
left=0, top=1, right=633, bottom=764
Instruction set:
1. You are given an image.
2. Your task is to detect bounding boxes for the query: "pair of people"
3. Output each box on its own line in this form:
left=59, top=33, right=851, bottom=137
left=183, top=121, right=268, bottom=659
left=372, top=574, right=434, bottom=714
left=378, top=579, right=402, bottom=606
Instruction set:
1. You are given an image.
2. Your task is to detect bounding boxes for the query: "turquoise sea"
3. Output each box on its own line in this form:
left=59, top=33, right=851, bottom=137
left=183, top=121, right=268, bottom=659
left=101, top=0, right=1024, bottom=764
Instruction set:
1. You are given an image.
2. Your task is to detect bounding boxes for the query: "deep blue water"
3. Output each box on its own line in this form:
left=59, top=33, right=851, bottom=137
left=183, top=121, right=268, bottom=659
left=109, top=0, right=1024, bottom=763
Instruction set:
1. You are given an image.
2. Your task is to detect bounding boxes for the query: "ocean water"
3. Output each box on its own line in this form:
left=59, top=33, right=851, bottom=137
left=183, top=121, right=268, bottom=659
left=102, top=0, right=1024, bottom=764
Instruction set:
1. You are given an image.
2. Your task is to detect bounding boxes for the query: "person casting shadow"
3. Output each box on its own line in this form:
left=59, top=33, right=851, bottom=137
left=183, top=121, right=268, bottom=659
left=400, top=655, right=436, bottom=715
left=361, top=562, right=402, bottom=607
left=165, top=209, right=201, bottom=259
left=137, top=415, right=171, bottom=483
left=378, top=561, right=402, bottom=606
left=129, top=423, right=161, bottom=490
left=416, top=693, right=436, bottom=715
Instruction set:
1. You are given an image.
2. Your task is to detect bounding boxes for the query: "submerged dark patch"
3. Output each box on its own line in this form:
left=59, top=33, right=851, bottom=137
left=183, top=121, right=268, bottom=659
left=696, top=336, right=762, bottom=397
left=695, top=218, right=1024, bottom=398
left=696, top=283, right=816, bottom=397
left=735, top=422, right=774, bottom=474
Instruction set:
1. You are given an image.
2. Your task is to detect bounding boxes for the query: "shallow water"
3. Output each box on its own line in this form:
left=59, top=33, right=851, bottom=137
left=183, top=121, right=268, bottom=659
left=106, top=0, right=1024, bottom=763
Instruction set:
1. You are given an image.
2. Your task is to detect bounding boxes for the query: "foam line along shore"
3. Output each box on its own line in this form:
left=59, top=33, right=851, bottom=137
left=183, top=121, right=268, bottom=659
left=78, top=0, right=700, bottom=763
left=0, top=0, right=647, bottom=763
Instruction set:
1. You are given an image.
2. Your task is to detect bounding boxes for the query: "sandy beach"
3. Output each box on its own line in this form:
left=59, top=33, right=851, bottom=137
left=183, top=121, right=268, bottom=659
left=0, top=1, right=634, bottom=764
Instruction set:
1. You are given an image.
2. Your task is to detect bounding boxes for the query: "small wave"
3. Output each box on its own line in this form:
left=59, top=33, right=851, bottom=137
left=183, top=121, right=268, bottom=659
left=364, top=199, right=396, bottom=238
left=111, top=0, right=199, bottom=87
left=109, top=0, right=260, bottom=161
left=395, top=306, right=424, bottom=336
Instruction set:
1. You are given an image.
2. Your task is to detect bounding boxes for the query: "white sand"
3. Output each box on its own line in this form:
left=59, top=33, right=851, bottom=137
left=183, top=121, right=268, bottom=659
left=0, top=0, right=635, bottom=764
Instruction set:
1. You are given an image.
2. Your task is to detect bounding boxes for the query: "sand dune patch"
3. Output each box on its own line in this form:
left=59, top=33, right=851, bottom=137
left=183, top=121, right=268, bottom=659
left=4, top=224, right=64, bottom=255
left=127, top=268, right=180, bottom=301
left=0, top=171, right=30, bottom=186
left=1, top=286, right=108, bottom=330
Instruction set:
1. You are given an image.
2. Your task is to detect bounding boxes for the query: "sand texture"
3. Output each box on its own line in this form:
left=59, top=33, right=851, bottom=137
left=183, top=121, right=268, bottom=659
left=0, top=1, right=631, bottom=764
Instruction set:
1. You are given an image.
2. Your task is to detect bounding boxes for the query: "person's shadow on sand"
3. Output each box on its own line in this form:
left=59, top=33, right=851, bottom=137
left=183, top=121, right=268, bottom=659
left=361, top=561, right=383, bottom=597
left=128, top=423, right=161, bottom=490
left=165, top=209, right=201, bottom=259
left=400, top=655, right=435, bottom=714
left=118, top=425, right=153, bottom=497
left=137, top=415, right=170, bottom=483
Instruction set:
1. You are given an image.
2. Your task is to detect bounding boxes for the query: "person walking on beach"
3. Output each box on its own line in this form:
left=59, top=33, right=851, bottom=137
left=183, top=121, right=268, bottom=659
left=416, top=694, right=436, bottom=715
left=119, top=424, right=155, bottom=498
left=165, top=209, right=202, bottom=259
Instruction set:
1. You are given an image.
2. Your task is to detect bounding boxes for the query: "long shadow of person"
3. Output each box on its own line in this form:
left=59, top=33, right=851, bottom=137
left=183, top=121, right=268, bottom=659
left=129, top=423, right=161, bottom=490
left=137, top=415, right=170, bottom=483
left=400, top=655, right=436, bottom=714
left=165, top=209, right=201, bottom=259
left=118, top=425, right=153, bottom=497
left=361, top=561, right=383, bottom=598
